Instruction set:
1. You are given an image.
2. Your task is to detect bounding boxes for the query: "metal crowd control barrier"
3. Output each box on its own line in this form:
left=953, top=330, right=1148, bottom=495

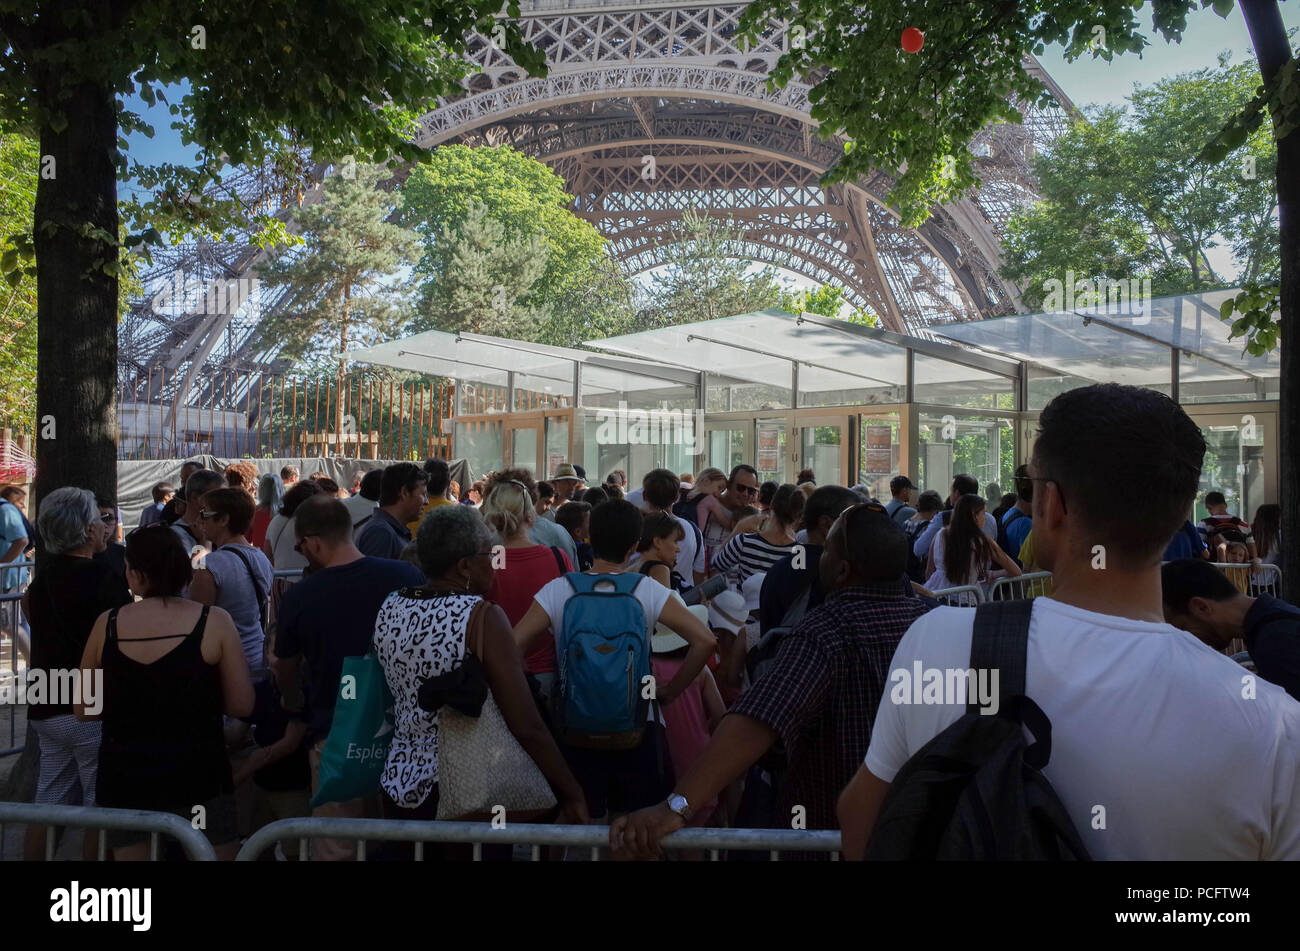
left=987, top=572, right=1054, bottom=601
left=927, top=585, right=984, bottom=606
left=1209, top=561, right=1281, bottom=596
left=0, top=564, right=33, bottom=756
left=0, top=802, right=218, bottom=861
left=236, top=818, right=841, bottom=862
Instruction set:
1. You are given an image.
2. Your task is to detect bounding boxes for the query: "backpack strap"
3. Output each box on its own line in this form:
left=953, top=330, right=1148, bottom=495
left=549, top=546, right=567, bottom=575
left=222, top=544, right=268, bottom=629
left=968, top=599, right=1033, bottom=715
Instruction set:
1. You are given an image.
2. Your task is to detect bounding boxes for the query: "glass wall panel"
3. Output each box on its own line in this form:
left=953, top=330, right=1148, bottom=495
left=706, top=427, right=747, bottom=476
left=513, top=370, right=573, bottom=411
left=800, top=422, right=843, bottom=486
left=581, top=365, right=696, bottom=411
left=913, top=352, right=1015, bottom=410
left=858, top=413, right=903, bottom=499
left=798, top=357, right=905, bottom=408
left=707, top=375, right=792, bottom=413
left=454, top=370, right=509, bottom=415
left=916, top=412, right=1014, bottom=497
left=1027, top=364, right=1098, bottom=411
left=544, top=416, right=569, bottom=480
left=1178, top=354, right=1271, bottom=404
left=581, top=410, right=697, bottom=488
left=456, top=419, right=503, bottom=483
left=1193, top=413, right=1269, bottom=525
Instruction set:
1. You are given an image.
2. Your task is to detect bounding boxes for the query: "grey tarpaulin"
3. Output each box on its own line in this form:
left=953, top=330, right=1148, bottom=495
left=116, top=457, right=468, bottom=529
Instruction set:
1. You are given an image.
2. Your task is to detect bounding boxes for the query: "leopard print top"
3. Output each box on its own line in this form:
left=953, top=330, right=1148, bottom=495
left=373, top=589, right=478, bottom=807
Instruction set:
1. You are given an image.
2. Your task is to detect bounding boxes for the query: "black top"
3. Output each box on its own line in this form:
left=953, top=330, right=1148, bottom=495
left=26, top=554, right=132, bottom=720
left=759, top=543, right=827, bottom=635
left=97, top=605, right=233, bottom=810
left=93, top=541, right=127, bottom=582
left=1243, top=594, right=1300, bottom=701
left=275, top=556, right=425, bottom=740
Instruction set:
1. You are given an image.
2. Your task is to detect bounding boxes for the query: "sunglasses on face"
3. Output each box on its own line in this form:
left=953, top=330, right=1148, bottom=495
left=293, top=534, right=319, bottom=554
left=197, top=509, right=218, bottom=520
left=99, top=513, right=116, bottom=525
left=734, top=484, right=759, bottom=495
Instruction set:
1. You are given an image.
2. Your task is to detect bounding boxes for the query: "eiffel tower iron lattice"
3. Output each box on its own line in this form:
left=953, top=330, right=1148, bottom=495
left=119, top=0, right=1075, bottom=416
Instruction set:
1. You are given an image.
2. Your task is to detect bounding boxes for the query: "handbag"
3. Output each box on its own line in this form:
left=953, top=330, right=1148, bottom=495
left=431, top=601, right=557, bottom=821
left=309, top=652, right=393, bottom=807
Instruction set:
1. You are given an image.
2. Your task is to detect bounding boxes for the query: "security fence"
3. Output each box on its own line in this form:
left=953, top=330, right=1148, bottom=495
left=235, top=817, right=841, bottom=862
left=0, top=802, right=218, bottom=861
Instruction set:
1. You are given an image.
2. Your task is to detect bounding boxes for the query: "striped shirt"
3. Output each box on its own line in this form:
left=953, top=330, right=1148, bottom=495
left=710, top=532, right=797, bottom=587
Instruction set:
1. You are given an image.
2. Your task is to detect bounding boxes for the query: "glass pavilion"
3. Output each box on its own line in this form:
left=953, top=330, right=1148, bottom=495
left=347, top=290, right=1279, bottom=522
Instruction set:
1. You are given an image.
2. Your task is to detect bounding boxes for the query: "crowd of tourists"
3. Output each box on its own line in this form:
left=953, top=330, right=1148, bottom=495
left=5, top=383, right=1299, bottom=861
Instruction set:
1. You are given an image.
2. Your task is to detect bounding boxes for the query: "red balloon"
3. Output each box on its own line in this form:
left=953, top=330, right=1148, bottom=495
left=901, top=27, right=924, bottom=53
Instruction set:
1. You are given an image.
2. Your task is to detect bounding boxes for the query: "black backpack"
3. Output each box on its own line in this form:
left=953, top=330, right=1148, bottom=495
left=865, top=600, right=1091, bottom=861
left=672, top=493, right=704, bottom=529
left=995, top=508, right=1028, bottom=566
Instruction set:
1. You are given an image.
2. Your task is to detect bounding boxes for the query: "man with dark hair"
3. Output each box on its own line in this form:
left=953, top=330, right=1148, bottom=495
left=275, top=496, right=425, bottom=860
left=138, top=481, right=175, bottom=529
left=605, top=469, right=627, bottom=489
left=911, top=472, right=997, bottom=564
left=356, top=463, right=427, bottom=560
left=612, top=504, right=930, bottom=859
left=93, top=496, right=127, bottom=580
left=542, top=463, right=583, bottom=519
left=998, top=464, right=1034, bottom=563
left=840, top=383, right=1300, bottom=861
left=759, top=485, right=860, bottom=635
left=179, top=460, right=204, bottom=487
left=513, top=499, right=716, bottom=823
left=172, top=469, right=225, bottom=554
left=280, top=465, right=299, bottom=488
left=1162, top=558, right=1300, bottom=701
left=718, top=464, right=761, bottom=518
left=641, top=468, right=705, bottom=589
left=885, top=476, right=916, bottom=525
left=405, top=458, right=454, bottom=534
left=344, top=468, right=383, bottom=530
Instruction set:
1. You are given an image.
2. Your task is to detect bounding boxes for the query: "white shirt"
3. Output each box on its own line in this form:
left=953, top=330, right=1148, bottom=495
left=533, top=571, right=672, bottom=639
left=534, top=572, right=673, bottom=725
left=624, top=487, right=645, bottom=509
left=265, top=513, right=308, bottom=571
left=864, top=598, right=1300, bottom=860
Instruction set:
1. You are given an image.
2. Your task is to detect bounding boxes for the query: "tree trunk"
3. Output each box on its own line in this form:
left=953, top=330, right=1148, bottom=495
left=1241, top=0, right=1297, bottom=601
left=32, top=79, right=119, bottom=526
left=337, top=285, right=350, bottom=455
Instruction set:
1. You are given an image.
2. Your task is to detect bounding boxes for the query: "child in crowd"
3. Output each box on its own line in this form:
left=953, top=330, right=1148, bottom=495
left=556, top=500, right=594, bottom=571
left=636, top=511, right=686, bottom=592
left=675, top=467, right=733, bottom=570
left=650, top=620, right=725, bottom=831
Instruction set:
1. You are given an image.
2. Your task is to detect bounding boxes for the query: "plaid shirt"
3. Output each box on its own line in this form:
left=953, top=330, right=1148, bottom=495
left=730, top=583, right=932, bottom=837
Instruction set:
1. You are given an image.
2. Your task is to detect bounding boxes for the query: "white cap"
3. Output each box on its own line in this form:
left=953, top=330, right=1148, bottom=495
left=706, top=589, right=749, bottom=635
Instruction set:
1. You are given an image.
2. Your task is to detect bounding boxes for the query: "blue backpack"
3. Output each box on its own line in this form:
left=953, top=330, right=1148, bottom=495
left=554, top=572, right=650, bottom=750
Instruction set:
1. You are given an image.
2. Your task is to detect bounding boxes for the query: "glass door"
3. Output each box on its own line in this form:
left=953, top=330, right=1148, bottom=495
left=704, top=423, right=749, bottom=476
left=794, top=413, right=849, bottom=487
left=754, top=417, right=788, bottom=483
left=506, top=421, right=540, bottom=475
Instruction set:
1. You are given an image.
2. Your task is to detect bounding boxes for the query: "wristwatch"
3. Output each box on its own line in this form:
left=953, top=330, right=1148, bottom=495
left=666, top=793, right=693, bottom=821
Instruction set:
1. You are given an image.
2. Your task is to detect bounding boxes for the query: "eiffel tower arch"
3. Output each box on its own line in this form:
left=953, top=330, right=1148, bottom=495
left=120, top=0, right=1075, bottom=412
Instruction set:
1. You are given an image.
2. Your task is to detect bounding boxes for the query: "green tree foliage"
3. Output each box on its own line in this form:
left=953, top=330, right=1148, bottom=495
left=739, top=0, right=1234, bottom=227
left=0, top=0, right=543, bottom=502
left=637, top=211, right=794, bottom=325
left=0, top=133, right=38, bottom=426
left=416, top=199, right=549, bottom=340
left=777, top=283, right=846, bottom=317
left=1001, top=59, right=1279, bottom=309
left=256, top=163, right=419, bottom=442
left=400, top=144, right=638, bottom=347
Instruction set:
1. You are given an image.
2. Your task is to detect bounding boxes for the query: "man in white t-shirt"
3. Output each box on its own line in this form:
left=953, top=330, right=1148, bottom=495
left=839, top=383, right=1300, bottom=861
left=512, top=498, right=715, bottom=820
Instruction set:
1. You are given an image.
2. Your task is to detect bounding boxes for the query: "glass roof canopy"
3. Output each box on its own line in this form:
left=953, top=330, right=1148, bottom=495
left=348, top=292, right=1276, bottom=415
left=931, top=290, right=1279, bottom=404
left=586, top=309, right=1020, bottom=407
left=346, top=329, right=698, bottom=403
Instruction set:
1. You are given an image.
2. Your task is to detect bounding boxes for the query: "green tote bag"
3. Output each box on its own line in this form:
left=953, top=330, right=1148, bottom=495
left=310, top=653, right=394, bottom=807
